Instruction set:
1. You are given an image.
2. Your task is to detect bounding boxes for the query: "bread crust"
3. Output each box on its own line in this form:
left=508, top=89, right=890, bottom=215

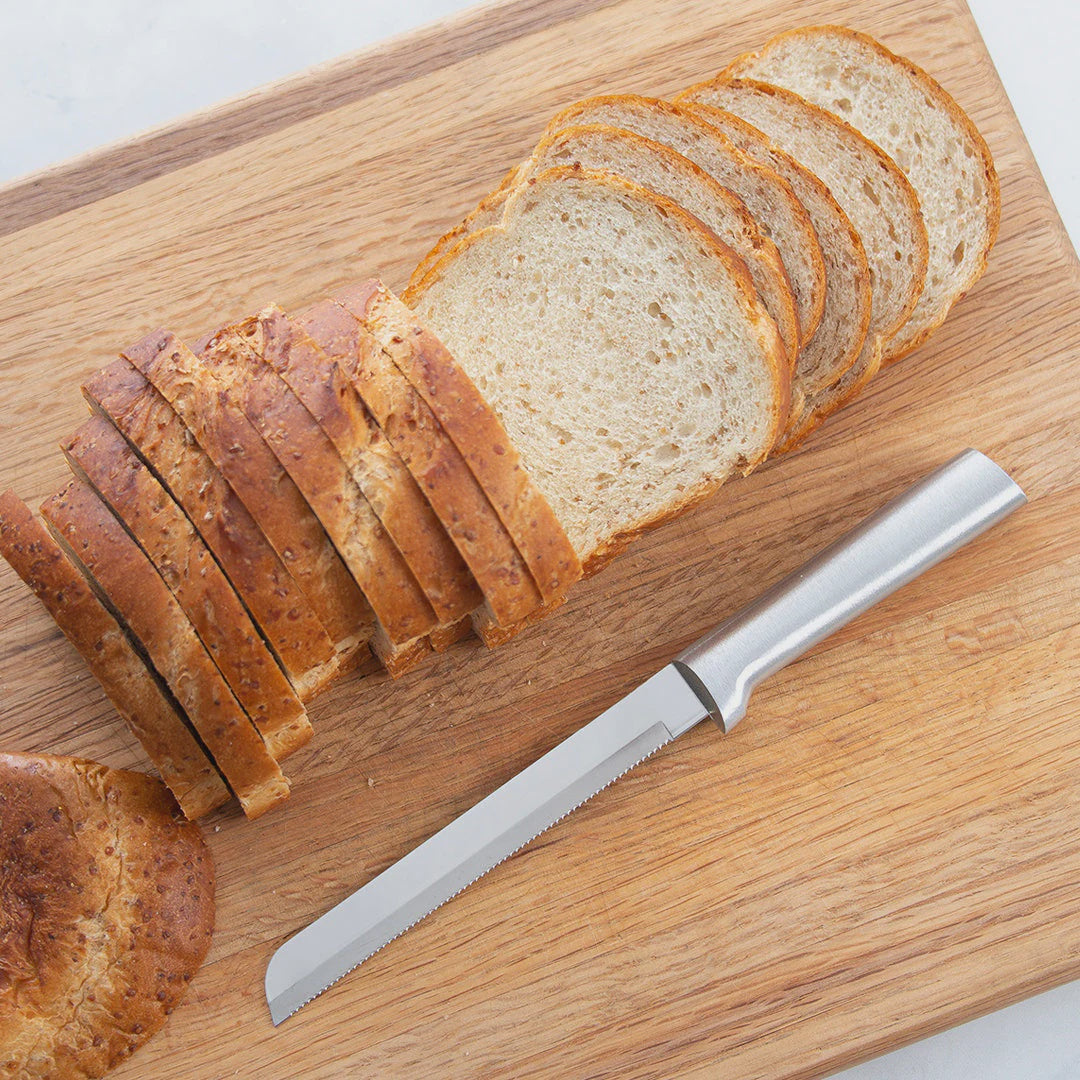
left=62, top=416, right=311, bottom=761
left=249, top=304, right=482, bottom=624
left=0, top=751, right=215, bottom=1075
left=82, top=360, right=340, bottom=700
left=40, top=481, right=290, bottom=819
left=200, top=318, right=438, bottom=649
left=300, top=297, right=543, bottom=628
left=0, top=492, right=228, bottom=819
left=343, top=280, right=583, bottom=599
left=410, top=166, right=790, bottom=570
left=120, top=330, right=371, bottom=659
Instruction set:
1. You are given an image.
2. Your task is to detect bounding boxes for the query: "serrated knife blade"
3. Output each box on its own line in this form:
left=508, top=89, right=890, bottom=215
left=266, top=449, right=1026, bottom=1024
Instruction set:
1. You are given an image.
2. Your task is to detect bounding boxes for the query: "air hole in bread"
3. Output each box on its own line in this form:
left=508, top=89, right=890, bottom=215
left=834, top=97, right=853, bottom=114
left=861, top=179, right=881, bottom=207
left=654, top=443, right=681, bottom=463
left=951, top=240, right=966, bottom=266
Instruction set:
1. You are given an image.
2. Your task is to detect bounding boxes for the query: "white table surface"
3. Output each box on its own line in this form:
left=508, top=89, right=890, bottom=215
left=2, top=2, right=1078, bottom=1077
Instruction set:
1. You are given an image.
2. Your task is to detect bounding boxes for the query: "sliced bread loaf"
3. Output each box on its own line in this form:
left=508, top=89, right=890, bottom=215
left=343, top=280, right=583, bottom=598
left=63, top=416, right=312, bottom=761
left=120, top=330, right=372, bottom=662
left=0, top=491, right=229, bottom=819
left=83, top=360, right=341, bottom=699
left=406, top=167, right=789, bottom=566
left=246, top=304, right=482, bottom=626
left=298, top=298, right=544, bottom=629
left=40, top=480, right=290, bottom=819
left=720, top=25, right=1000, bottom=360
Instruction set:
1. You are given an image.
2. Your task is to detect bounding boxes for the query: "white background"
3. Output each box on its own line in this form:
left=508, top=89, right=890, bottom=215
left=2, top=2, right=1078, bottom=1077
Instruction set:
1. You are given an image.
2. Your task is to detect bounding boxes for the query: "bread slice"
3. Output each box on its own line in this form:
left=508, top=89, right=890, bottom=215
left=82, top=360, right=341, bottom=699
left=40, top=480, right=290, bottom=819
left=343, top=280, right=583, bottom=598
left=676, top=101, right=872, bottom=413
left=200, top=316, right=439, bottom=665
left=298, top=298, right=544, bottom=629
left=0, top=751, right=215, bottom=1074
left=0, top=491, right=229, bottom=819
left=676, top=78, right=928, bottom=359
left=720, top=25, right=1000, bottom=361
left=63, top=416, right=312, bottom=761
left=120, top=329, right=371, bottom=661
left=406, top=167, right=789, bottom=566
left=529, top=125, right=800, bottom=372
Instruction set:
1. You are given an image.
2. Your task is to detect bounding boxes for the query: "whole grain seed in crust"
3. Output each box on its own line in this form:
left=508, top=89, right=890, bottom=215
left=299, top=297, right=544, bottom=628
left=120, top=329, right=372, bottom=660
left=40, top=480, right=290, bottom=819
left=82, top=359, right=341, bottom=700
left=0, top=493, right=228, bottom=819
left=342, top=280, right=582, bottom=601
left=200, top=318, right=438, bottom=654
left=248, top=304, right=482, bottom=625
left=63, top=416, right=311, bottom=762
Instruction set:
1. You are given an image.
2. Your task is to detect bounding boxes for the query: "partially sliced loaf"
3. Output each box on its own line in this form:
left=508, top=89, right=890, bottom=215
left=63, top=416, right=312, bottom=761
left=121, top=329, right=371, bottom=661
left=298, top=298, right=544, bottom=628
left=407, top=167, right=789, bottom=566
left=40, top=480, right=290, bottom=819
left=528, top=124, right=800, bottom=371
left=246, top=304, right=481, bottom=625
left=343, top=280, right=583, bottom=598
left=677, top=100, right=872, bottom=411
left=720, top=25, right=1000, bottom=360
left=676, top=77, right=928, bottom=358
left=200, top=317, right=438, bottom=664
left=0, top=491, right=229, bottom=819
left=83, top=360, right=341, bottom=699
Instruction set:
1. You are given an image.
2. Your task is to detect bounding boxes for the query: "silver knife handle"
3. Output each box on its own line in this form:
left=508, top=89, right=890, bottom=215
left=674, top=449, right=1026, bottom=733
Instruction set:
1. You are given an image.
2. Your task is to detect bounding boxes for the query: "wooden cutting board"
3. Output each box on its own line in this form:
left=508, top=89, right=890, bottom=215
left=1, top=0, right=1078, bottom=1076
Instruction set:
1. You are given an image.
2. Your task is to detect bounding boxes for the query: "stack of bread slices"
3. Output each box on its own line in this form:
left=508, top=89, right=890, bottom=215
left=0, top=26, right=1000, bottom=820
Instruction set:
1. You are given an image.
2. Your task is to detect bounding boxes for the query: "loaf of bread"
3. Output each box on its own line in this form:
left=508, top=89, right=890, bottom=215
left=0, top=751, right=215, bottom=1077
left=0, top=25, right=998, bottom=819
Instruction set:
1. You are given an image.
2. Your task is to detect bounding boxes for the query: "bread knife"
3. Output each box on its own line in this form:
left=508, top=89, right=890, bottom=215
left=265, top=448, right=1025, bottom=1024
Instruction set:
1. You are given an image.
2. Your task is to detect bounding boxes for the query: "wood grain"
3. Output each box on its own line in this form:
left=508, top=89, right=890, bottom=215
left=1, top=0, right=1078, bottom=1077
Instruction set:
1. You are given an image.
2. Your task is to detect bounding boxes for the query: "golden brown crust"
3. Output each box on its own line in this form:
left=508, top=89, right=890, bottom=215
left=302, top=297, right=543, bottom=628
left=82, top=359, right=340, bottom=701
left=0, top=751, right=215, bottom=1077
left=249, top=305, right=482, bottom=624
left=0, top=493, right=228, bottom=820
left=62, top=417, right=311, bottom=762
left=342, top=281, right=583, bottom=601
left=200, top=319, right=438, bottom=648
left=39, top=481, right=290, bottom=819
left=120, top=330, right=371, bottom=659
